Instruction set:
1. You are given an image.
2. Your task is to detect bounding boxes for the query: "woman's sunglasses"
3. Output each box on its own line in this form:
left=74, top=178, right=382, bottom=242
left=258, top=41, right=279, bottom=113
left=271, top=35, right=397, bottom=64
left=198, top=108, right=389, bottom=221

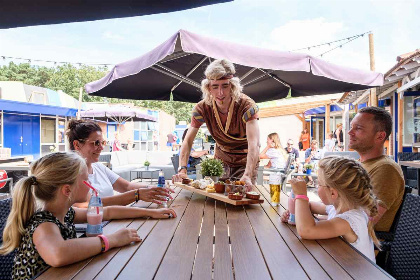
left=80, top=139, right=107, bottom=147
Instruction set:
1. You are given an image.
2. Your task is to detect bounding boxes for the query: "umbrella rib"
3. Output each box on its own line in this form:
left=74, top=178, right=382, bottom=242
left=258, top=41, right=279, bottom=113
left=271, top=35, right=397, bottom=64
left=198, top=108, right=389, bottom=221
left=171, top=56, right=208, bottom=92
left=258, top=68, right=290, bottom=88
left=153, top=64, right=201, bottom=88
left=151, top=66, right=200, bottom=89
left=239, top=68, right=257, bottom=81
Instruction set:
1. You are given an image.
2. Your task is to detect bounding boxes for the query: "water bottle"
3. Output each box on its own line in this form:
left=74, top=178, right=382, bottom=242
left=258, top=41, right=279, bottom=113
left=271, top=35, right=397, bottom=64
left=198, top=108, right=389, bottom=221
left=86, top=194, right=104, bottom=237
left=157, top=170, right=167, bottom=208
left=288, top=189, right=296, bottom=225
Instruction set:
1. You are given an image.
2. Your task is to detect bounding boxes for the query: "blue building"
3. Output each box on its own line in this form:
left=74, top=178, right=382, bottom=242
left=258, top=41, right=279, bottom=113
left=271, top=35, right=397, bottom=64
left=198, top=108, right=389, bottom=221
left=0, top=81, right=83, bottom=159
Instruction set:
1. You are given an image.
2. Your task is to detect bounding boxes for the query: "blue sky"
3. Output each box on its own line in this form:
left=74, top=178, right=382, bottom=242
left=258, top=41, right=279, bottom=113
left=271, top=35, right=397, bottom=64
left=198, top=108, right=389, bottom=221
left=0, top=0, right=418, bottom=73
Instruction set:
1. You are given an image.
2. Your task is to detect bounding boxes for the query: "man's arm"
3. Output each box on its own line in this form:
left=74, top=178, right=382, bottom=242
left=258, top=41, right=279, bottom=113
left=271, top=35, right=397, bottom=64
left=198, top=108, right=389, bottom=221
left=242, top=119, right=260, bottom=184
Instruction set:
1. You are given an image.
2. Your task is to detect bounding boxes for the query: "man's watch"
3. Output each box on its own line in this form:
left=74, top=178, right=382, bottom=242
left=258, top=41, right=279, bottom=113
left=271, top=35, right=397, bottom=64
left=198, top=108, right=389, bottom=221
left=178, top=166, right=188, bottom=172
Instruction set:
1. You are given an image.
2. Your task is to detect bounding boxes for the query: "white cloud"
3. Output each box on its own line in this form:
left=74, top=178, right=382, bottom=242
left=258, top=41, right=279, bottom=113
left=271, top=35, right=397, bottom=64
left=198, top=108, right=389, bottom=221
left=265, top=18, right=345, bottom=51
left=102, top=31, right=125, bottom=41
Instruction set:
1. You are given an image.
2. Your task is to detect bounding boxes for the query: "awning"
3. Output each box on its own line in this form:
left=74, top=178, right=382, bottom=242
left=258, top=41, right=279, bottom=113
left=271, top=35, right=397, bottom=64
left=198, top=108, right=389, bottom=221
left=0, top=99, right=78, bottom=117
left=305, top=104, right=343, bottom=116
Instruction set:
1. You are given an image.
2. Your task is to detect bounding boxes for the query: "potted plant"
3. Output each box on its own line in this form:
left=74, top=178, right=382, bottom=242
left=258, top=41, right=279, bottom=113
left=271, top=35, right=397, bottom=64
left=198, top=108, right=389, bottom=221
left=144, top=160, right=150, bottom=170
left=200, top=158, right=224, bottom=182
left=304, top=163, right=314, bottom=175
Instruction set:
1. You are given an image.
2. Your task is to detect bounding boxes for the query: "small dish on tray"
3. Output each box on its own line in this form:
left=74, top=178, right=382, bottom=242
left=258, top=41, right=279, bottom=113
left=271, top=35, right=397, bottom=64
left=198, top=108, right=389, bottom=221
left=245, top=191, right=260, bottom=200
left=228, top=192, right=243, bottom=200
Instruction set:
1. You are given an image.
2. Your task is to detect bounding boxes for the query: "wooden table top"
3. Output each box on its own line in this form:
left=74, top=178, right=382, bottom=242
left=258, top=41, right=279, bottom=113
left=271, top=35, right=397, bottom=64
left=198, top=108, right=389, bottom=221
left=399, top=160, right=420, bottom=168
left=36, top=185, right=393, bottom=280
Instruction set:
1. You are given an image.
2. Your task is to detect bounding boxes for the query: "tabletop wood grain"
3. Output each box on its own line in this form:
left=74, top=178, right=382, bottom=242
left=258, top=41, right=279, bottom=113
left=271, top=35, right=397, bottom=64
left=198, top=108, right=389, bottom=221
left=36, top=184, right=393, bottom=280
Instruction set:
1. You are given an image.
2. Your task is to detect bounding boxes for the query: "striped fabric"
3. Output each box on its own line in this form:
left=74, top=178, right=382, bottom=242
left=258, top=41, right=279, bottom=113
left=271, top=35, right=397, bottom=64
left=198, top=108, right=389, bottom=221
left=242, top=105, right=259, bottom=123
left=192, top=110, right=205, bottom=123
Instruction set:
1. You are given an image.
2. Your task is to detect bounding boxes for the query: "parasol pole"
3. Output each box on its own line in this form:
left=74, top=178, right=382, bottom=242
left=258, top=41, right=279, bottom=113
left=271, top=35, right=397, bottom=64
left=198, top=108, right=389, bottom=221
left=368, top=33, right=377, bottom=107
left=77, top=87, right=83, bottom=120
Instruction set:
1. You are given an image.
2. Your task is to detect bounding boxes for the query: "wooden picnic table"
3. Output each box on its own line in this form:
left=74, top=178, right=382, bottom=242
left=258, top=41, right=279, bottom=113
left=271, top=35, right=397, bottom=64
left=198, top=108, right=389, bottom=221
left=36, top=184, right=393, bottom=280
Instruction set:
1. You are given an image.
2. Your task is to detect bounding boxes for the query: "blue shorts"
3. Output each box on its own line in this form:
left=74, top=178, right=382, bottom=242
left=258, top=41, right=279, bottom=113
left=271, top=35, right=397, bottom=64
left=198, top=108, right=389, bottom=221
left=167, top=142, right=173, bottom=147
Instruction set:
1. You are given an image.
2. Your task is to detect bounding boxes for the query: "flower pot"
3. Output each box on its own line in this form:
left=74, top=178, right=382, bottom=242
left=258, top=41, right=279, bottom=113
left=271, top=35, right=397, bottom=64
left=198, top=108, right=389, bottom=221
left=306, top=169, right=312, bottom=175
left=145, top=166, right=149, bottom=170
left=206, top=176, right=219, bottom=183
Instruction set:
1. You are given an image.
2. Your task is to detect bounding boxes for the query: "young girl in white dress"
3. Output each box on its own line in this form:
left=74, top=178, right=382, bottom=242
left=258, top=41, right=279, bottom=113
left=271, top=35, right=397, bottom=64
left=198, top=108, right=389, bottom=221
left=281, top=156, right=379, bottom=261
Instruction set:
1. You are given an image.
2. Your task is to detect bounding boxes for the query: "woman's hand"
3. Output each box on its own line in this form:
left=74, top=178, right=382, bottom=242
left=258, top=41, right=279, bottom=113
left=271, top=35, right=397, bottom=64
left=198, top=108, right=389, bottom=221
left=290, top=177, right=307, bottom=196
left=108, top=228, right=142, bottom=249
left=280, top=210, right=290, bottom=223
left=149, top=208, right=177, bottom=219
left=139, top=187, right=174, bottom=204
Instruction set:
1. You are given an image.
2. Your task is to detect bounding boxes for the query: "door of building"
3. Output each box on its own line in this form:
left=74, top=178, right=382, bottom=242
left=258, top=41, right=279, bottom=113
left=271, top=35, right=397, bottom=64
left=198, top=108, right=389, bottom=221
left=311, top=116, right=325, bottom=148
left=3, top=113, right=40, bottom=157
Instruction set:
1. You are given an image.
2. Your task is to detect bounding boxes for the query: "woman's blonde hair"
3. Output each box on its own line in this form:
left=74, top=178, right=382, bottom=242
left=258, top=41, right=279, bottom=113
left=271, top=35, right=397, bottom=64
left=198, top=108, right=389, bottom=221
left=201, top=59, right=242, bottom=105
left=318, top=156, right=380, bottom=247
left=0, top=152, right=87, bottom=255
left=268, top=133, right=288, bottom=159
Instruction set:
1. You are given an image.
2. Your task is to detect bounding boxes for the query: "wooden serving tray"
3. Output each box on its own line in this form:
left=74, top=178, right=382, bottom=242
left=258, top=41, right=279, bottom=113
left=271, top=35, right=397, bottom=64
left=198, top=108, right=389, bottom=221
left=174, top=182, right=264, bottom=206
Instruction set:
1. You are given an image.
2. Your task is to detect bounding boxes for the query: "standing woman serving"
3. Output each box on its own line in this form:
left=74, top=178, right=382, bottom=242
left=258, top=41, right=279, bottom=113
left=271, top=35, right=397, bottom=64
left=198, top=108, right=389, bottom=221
left=67, top=119, right=172, bottom=207
left=300, top=128, right=310, bottom=151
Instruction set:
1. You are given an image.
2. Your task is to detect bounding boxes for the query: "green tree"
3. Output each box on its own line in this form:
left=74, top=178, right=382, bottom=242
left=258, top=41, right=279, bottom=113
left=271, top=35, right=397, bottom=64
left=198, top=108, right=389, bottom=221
left=0, top=62, right=195, bottom=123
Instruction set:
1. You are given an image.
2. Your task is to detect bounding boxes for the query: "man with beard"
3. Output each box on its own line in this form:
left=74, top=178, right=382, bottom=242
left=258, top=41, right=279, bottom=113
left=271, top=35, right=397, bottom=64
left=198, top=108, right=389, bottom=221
left=348, top=106, right=404, bottom=232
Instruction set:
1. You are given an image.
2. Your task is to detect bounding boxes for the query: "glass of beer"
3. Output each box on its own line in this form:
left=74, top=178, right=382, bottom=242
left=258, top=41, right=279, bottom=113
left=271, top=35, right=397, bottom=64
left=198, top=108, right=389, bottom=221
left=269, top=173, right=282, bottom=207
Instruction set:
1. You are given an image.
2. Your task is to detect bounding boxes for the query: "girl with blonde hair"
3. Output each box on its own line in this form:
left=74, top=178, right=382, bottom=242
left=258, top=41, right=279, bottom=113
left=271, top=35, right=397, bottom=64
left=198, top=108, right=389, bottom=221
left=281, top=156, right=379, bottom=261
left=260, top=133, right=288, bottom=168
left=0, top=152, right=176, bottom=279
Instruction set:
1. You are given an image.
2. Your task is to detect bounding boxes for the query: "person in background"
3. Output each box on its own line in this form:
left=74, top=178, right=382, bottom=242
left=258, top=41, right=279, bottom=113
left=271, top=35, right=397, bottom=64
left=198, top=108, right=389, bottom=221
left=348, top=107, right=404, bottom=232
left=0, top=152, right=176, bottom=280
left=166, top=132, right=176, bottom=151
left=304, top=140, right=322, bottom=186
left=285, top=139, right=300, bottom=166
left=260, top=133, right=288, bottom=169
left=281, top=156, right=379, bottom=261
left=300, top=128, right=310, bottom=151
left=323, top=133, right=336, bottom=153
left=112, top=132, right=124, bottom=151
left=334, top=123, right=344, bottom=150
left=126, top=137, right=134, bottom=150
left=67, top=119, right=172, bottom=207
left=305, top=140, right=322, bottom=164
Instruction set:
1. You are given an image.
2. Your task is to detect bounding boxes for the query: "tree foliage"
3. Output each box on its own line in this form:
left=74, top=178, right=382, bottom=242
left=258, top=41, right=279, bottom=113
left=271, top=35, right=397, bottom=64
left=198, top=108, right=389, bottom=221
left=0, top=62, right=195, bottom=122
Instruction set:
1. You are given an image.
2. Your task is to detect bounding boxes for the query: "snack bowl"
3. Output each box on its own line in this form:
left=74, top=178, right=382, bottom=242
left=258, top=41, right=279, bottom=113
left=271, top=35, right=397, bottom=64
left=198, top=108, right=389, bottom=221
left=246, top=191, right=260, bottom=200
left=228, top=192, right=243, bottom=200
left=182, top=178, right=192, bottom=185
left=214, top=181, right=225, bottom=193
left=232, top=185, right=245, bottom=196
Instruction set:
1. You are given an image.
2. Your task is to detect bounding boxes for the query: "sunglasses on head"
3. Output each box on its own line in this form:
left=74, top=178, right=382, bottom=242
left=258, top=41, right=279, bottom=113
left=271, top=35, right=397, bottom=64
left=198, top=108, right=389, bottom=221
left=81, top=139, right=107, bottom=147
left=287, top=143, right=293, bottom=146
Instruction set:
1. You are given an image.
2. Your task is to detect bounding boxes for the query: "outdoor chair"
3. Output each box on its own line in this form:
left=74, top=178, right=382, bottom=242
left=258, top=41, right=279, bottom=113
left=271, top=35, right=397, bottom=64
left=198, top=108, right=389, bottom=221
left=381, top=193, right=420, bottom=279
left=376, top=186, right=413, bottom=268
left=0, top=198, right=15, bottom=280
left=171, top=154, right=196, bottom=176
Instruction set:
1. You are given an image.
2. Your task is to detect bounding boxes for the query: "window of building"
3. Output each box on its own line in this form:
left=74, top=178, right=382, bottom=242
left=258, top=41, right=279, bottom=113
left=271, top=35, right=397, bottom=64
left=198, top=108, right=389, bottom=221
left=403, top=95, right=420, bottom=146
left=41, top=117, right=57, bottom=156
left=133, top=120, right=157, bottom=151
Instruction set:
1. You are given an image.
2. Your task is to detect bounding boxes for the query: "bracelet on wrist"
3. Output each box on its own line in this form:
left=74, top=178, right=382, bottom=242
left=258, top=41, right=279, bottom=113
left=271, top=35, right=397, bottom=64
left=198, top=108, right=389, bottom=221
left=135, top=189, right=139, bottom=203
left=98, top=235, right=109, bottom=252
left=295, top=194, right=309, bottom=201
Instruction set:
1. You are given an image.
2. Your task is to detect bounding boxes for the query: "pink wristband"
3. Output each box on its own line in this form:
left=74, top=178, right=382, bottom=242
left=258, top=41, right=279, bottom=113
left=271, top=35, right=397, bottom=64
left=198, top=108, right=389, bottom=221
left=295, top=195, right=309, bottom=201
left=98, top=235, right=110, bottom=252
